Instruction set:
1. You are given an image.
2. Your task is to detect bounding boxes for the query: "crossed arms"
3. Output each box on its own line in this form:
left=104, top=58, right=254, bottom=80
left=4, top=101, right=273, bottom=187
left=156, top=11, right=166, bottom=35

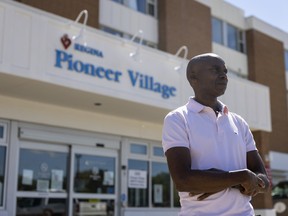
left=165, top=147, right=270, bottom=200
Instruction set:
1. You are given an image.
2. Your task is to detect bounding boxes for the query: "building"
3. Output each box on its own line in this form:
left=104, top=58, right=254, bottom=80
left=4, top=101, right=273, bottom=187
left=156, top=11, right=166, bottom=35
left=0, top=0, right=287, bottom=215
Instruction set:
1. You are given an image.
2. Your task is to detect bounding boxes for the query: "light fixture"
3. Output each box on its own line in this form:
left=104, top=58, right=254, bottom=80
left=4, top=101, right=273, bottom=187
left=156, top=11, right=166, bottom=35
left=128, top=29, right=144, bottom=62
left=70, top=10, right=88, bottom=46
left=174, top=46, right=188, bottom=71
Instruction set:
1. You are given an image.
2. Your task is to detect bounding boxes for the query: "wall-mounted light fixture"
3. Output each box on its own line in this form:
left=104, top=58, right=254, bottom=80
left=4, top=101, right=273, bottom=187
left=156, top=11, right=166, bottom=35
left=174, top=46, right=188, bottom=71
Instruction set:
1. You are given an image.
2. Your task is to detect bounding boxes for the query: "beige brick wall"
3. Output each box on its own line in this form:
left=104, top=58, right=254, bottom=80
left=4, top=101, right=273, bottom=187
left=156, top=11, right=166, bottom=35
left=158, top=0, right=212, bottom=59
left=16, top=0, right=100, bottom=29
left=247, top=29, right=288, bottom=153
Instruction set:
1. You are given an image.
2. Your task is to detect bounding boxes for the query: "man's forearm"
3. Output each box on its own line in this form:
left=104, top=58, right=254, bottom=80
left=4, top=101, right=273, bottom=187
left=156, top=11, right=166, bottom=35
left=176, top=168, right=254, bottom=193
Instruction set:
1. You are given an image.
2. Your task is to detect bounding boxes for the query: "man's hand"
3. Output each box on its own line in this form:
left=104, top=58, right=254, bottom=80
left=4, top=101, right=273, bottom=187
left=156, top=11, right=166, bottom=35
left=238, top=169, right=265, bottom=196
left=191, top=169, right=268, bottom=201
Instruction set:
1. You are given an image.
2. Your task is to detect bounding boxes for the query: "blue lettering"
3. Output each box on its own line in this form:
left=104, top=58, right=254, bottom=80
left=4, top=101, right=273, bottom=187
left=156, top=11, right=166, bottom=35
left=128, top=70, right=139, bottom=86
left=54, top=49, right=122, bottom=82
left=55, top=50, right=73, bottom=69
left=74, top=60, right=84, bottom=72
left=74, top=43, right=104, bottom=58
left=127, top=69, right=177, bottom=99
left=95, top=67, right=105, bottom=78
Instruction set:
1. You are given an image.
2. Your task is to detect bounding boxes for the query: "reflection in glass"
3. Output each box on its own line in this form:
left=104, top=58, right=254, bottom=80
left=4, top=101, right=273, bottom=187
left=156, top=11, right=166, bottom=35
left=18, top=149, right=68, bottom=192
left=16, top=197, right=67, bottom=216
left=74, top=154, right=115, bottom=194
left=128, top=159, right=148, bottom=207
left=0, top=146, right=6, bottom=206
left=73, top=198, right=114, bottom=216
left=152, top=162, right=170, bottom=207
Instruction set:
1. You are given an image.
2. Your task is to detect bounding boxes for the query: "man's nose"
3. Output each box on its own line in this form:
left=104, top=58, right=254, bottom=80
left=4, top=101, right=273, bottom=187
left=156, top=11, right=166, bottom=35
left=219, top=73, right=227, bottom=80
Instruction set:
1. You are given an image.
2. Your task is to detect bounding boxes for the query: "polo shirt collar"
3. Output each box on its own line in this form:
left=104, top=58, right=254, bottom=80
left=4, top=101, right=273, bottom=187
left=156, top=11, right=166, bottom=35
left=187, top=97, right=229, bottom=115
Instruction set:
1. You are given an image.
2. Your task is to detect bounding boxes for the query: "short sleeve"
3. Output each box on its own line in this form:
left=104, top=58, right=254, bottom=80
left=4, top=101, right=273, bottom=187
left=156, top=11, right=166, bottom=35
left=162, top=111, right=190, bottom=153
left=236, top=114, right=257, bottom=152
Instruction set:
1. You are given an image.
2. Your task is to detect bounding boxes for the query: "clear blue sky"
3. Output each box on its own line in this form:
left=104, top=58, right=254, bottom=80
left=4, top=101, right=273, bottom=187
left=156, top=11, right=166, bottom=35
left=224, top=0, right=288, bottom=33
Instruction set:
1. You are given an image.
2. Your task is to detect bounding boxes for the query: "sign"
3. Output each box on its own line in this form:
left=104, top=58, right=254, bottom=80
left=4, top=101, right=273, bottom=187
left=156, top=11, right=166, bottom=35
left=45, top=22, right=186, bottom=109
left=154, top=184, right=163, bottom=203
left=128, top=169, right=147, bottom=189
left=22, top=169, right=33, bottom=185
left=51, top=169, right=64, bottom=191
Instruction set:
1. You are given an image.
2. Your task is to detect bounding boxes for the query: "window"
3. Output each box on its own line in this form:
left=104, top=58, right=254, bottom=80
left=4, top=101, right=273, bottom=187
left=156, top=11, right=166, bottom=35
left=128, top=159, right=149, bottom=207
left=0, top=146, right=6, bottom=207
left=111, top=0, right=157, bottom=17
left=126, top=142, right=173, bottom=208
left=130, top=143, right=147, bottom=155
left=147, top=0, right=156, bottom=16
left=285, top=50, right=288, bottom=71
left=0, top=123, right=7, bottom=143
left=0, top=121, right=8, bottom=208
left=100, top=25, right=158, bottom=49
left=227, top=24, right=237, bottom=50
left=112, top=0, right=123, bottom=3
left=101, top=26, right=123, bottom=38
left=212, top=17, right=223, bottom=44
left=152, top=162, right=170, bottom=207
left=227, top=24, right=245, bottom=52
left=18, top=148, right=69, bottom=192
left=212, top=17, right=245, bottom=53
left=74, top=154, right=115, bottom=194
left=16, top=198, right=67, bottom=216
left=153, top=146, right=164, bottom=157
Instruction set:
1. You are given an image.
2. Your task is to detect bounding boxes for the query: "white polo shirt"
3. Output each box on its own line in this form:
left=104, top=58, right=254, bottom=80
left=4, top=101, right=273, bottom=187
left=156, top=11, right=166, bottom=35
left=162, top=98, right=257, bottom=216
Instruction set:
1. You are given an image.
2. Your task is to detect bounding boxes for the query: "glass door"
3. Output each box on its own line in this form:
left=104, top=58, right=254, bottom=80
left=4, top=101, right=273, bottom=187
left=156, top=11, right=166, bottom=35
left=16, top=142, right=69, bottom=216
left=70, top=146, right=118, bottom=216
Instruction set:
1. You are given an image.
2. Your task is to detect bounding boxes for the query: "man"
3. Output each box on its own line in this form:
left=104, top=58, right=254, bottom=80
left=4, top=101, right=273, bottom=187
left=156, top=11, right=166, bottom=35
left=162, top=53, right=269, bottom=216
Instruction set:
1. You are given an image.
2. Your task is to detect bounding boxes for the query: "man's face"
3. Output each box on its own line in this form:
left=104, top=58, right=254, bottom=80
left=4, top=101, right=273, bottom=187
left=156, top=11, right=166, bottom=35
left=193, top=57, right=228, bottom=98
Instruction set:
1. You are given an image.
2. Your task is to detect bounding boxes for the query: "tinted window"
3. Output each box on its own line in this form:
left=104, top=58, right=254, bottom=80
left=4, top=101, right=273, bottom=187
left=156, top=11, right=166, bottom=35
left=212, top=17, right=223, bottom=44
left=128, top=159, right=149, bottom=207
left=152, top=162, right=170, bottom=207
left=18, top=149, right=69, bottom=192
left=74, top=154, right=115, bottom=194
left=227, top=24, right=238, bottom=50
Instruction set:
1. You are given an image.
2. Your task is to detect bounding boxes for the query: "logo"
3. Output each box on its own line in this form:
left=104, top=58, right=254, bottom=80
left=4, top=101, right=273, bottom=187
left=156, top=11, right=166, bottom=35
left=61, top=34, right=71, bottom=49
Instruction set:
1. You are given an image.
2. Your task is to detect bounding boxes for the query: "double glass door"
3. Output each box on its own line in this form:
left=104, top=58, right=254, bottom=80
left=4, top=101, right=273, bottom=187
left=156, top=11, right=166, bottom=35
left=16, top=142, right=118, bottom=216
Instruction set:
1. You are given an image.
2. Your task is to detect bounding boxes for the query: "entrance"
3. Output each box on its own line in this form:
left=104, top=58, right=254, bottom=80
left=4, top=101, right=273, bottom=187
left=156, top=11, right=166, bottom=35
left=70, top=146, right=118, bottom=216
left=16, top=141, right=118, bottom=216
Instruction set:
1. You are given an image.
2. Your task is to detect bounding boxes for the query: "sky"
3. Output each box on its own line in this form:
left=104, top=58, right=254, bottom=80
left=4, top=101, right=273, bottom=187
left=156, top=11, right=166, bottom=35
left=224, top=0, right=288, bottom=33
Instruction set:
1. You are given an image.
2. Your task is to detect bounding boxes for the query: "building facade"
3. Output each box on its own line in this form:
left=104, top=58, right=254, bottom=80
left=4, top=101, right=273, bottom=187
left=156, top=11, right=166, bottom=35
left=0, top=0, right=287, bottom=216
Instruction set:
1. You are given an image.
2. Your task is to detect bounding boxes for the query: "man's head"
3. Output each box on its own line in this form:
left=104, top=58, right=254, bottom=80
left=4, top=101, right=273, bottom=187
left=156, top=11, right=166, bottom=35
left=186, top=53, right=228, bottom=98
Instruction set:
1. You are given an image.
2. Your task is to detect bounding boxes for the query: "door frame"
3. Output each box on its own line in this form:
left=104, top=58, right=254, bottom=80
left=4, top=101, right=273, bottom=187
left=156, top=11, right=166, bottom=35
left=69, top=145, right=119, bottom=216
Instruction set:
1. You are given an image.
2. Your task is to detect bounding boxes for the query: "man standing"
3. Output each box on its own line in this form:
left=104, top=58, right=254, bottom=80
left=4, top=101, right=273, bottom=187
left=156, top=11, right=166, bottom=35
left=162, top=53, right=269, bottom=216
